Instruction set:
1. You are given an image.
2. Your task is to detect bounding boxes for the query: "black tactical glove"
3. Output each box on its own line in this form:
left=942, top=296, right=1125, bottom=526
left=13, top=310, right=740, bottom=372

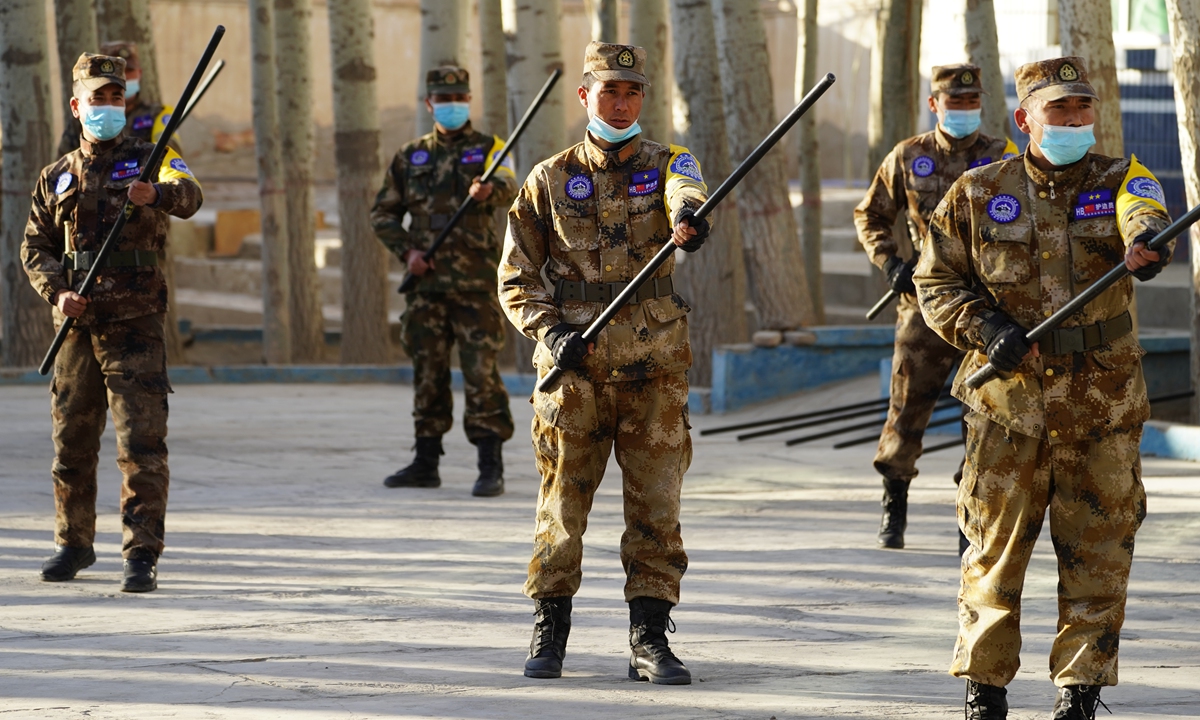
left=675, top=208, right=710, bottom=253
left=979, top=312, right=1033, bottom=373
left=543, top=323, right=589, bottom=371
left=884, top=255, right=917, bottom=294
left=1129, top=231, right=1169, bottom=282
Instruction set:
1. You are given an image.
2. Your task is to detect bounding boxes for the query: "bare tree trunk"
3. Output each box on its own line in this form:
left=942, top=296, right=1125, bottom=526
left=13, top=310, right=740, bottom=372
left=1058, top=0, right=1123, bottom=156
left=629, top=0, right=670, bottom=143
left=868, top=0, right=922, bottom=171
left=250, top=0, right=291, bottom=364
left=713, top=0, right=813, bottom=330
left=274, top=0, right=323, bottom=361
left=670, top=0, right=748, bottom=385
left=503, top=0, right=565, bottom=372
left=54, top=0, right=98, bottom=152
left=1165, top=0, right=1200, bottom=423
left=964, top=0, right=1008, bottom=139
left=586, top=0, right=620, bottom=41
left=95, top=0, right=160, bottom=106
left=328, top=0, right=389, bottom=364
left=796, top=0, right=823, bottom=324
left=418, top=0, right=466, bottom=136
left=0, top=0, right=57, bottom=367
left=480, top=0, right=509, bottom=136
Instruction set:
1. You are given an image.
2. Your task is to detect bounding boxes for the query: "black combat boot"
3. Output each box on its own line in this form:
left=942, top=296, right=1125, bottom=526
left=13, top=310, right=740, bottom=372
left=1052, top=685, right=1108, bottom=719
left=524, top=596, right=572, bottom=678
left=472, top=434, right=504, bottom=497
left=383, top=436, right=443, bottom=488
left=628, top=597, right=691, bottom=685
left=41, top=545, right=96, bottom=582
left=121, top=549, right=158, bottom=593
left=878, top=477, right=910, bottom=549
left=965, top=679, right=1008, bottom=720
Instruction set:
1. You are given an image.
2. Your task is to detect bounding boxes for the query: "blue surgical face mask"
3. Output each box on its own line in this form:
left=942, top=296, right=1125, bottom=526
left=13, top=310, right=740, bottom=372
left=79, top=102, right=126, bottom=141
left=587, top=114, right=641, bottom=144
left=125, top=78, right=140, bottom=97
left=1029, top=116, right=1095, bottom=166
left=941, top=108, right=981, bottom=139
left=431, top=101, right=470, bottom=131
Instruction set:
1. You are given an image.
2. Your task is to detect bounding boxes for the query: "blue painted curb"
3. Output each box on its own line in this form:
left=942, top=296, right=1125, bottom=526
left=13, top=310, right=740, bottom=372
left=1142, top=421, right=1200, bottom=461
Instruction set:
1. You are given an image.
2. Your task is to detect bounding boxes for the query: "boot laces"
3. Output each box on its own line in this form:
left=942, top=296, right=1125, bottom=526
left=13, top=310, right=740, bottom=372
left=632, top=612, right=679, bottom=663
left=531, top=605, right=565, bottom=657
left=1066, top=687, right=1110, bottom=719
left=964, top=681, right=1006, bottom=720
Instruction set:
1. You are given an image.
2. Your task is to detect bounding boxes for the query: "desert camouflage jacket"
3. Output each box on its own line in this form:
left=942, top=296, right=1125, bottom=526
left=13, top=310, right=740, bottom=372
left=23, top=132, right=203, bottom=325
left=499, top=132, right=708, bottom=382
left=371, top=124, right=517, bottom=294
left=855, top=127, right=1018, bottom=269
left=915, top=151, right=1172, bottom=442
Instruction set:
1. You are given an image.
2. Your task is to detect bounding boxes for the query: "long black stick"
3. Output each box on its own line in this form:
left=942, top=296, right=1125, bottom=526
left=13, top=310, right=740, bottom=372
left=397, top=68, right=562, bottom=294
left=964, top=203, right=1200, bottom=389
left=832, top=411, right=962, bottom=449
left=700, top=395, right=889, bottom=436
left=865, top=289, right=898, bottom=320
left=39, top=26, right=226, bottom=376
left=535, top=72, right=838, bottom=393
left=736, top=394, right=956, bottom=441
left=179, top=59, right=225, bottom=124
left=784, top=400, right=960, bottom=447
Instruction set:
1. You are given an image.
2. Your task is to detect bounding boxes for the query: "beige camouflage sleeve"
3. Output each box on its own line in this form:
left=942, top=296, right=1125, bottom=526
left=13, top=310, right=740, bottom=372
left=21, top=171, right=69, bottom=304
left=914, top=185, right=996, bottom=351
left=498, top=168, right=558, bottom=342
left=854, top=146, right=905, bottom=270
left=370, top=151, right=413, bottom=259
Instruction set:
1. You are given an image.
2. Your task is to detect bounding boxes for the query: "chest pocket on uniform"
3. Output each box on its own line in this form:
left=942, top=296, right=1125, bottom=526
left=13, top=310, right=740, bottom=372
left=978, top=221, right=1032, bottom=284
left=407, top=162, right=437, bottom=203
left=552, top=198, right=601, bottom=251
left=49, top=183, right=79, bottom=229
left=1070, top=217, right=1123, bottom=285
left=627, top=192, right=667, bottom=249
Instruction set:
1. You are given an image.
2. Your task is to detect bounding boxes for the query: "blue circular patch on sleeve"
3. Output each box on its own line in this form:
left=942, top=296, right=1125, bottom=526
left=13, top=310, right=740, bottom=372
left=912, top=155, right=936, bottom=177
left=669, top=153, right=703, bottom=182
left=987, top=194, right=1021, bottom=223
left=169, top=158, right=192, bottom=175
left=55, top=172, right=74, bottom=194
left=566, top=174, right=594, bottom=200
left=1126, top=176, right=1165, bottom=205
left=410, top=149, right=430, bottom=166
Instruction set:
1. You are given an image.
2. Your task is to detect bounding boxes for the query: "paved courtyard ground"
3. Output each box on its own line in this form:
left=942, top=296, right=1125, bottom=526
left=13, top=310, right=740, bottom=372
left=1, top=376, right=1198, bottom=719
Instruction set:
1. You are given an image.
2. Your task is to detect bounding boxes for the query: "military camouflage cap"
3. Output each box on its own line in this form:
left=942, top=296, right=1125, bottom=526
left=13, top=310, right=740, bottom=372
left=1016, top=56, right=1098, bottom=103
left=583, top=41, right=650, bottom=87
left=931, top=63, right=985, bottom=96
left=427, top=65, right=470, bottom=95
left=72, top=52, right=126, bottom=92
left=99, top=40, right=141, bottom=70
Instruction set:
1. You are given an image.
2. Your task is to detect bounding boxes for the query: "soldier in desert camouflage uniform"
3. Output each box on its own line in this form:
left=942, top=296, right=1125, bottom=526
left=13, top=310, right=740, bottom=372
left=915, top=57, right=1172, bottom=720
left=499, top=42, right=709, bottom=686
left=23, top=53, right=203, bottom=593
left=371, top=66, right=517, bottom=497
left=855, top=63, right=1018, bottom=550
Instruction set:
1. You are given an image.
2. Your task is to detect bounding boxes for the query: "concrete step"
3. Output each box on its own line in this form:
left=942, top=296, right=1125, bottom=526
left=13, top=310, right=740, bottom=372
left=1135, top=263, right=1193, bottom=331
left=239, top=231, right=406, bottom=273
left=789, top=185, right=864, bottom=228
left=174, top=256, right=407, bottom=311
left=173, top=288, right=400, bottom=330
left=820, top=251, right=882, bottom=309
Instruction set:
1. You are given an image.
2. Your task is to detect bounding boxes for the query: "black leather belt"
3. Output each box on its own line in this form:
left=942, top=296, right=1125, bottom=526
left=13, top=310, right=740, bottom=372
left=409, top=213, right=487, bottom=231
left=64, top=249, right=158, bottom=271
left=554, top=276, right=675, bottom=305
left=1041, top=310, right=1133, bottom=355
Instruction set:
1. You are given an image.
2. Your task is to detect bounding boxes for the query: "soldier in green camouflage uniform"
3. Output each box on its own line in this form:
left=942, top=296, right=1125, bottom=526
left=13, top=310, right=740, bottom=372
left=915, top=57, right=1172, bottom=720
left=855, top=64, right=1018, bottom=550
left=499, top=42, right=709, bottom=685
left=22, top=53, right=204, bottom=593
left=371, top=66, right=517, bottom=497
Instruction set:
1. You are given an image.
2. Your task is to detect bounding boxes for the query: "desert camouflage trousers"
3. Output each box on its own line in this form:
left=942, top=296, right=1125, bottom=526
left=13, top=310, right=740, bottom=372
left=952, top=411, right=1146, bottom=688
left=874, top=293, right=962, bottom=481
left=400, top=291, right=513, bottom=442
left=525, top=371, right=691, bottom=604
left=50, top=313, right=171, bottom=558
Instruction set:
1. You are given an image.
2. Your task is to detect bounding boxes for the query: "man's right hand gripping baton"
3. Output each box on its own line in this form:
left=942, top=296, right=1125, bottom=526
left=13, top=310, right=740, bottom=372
left=536, top=73, right=838, bottom=394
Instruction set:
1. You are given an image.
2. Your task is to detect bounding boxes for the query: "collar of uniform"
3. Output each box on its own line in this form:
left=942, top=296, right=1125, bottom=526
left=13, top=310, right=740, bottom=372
left=434, top=121, right=474, bottom=147
left=933, top=125, right=979, bottom=153
left=583, top=131, right=641, bottom=169
left=79, top=132, right=125, bottom=158
left=1023, top=150, right=1091, bottom=190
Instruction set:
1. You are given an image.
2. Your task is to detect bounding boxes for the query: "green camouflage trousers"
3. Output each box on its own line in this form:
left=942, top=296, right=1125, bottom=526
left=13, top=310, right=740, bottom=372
left=952, top=411, right=1146, bottom=688
left=875, top=293, right=962, bottom=481
left=51, top=313, right=171, bottom=558
left=400, top=291, right=513, bottom=442
left=525, top=371, right=691, bottom=604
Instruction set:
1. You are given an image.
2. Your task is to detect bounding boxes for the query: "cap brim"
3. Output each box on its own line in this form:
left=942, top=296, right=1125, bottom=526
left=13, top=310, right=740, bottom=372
left=590, top=69, right=650, bottom=87
left=428, top=85, right=470, bottom=95
left=941, top=87, right=987, bottom=97
left=1029, top=83, right=1098, bottom=102
left=77, top=76, right=125, bottom=92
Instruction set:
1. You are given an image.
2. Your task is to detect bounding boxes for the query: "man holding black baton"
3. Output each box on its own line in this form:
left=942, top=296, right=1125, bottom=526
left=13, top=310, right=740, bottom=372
left=915, top=57, right=1171, bottom=719
left=498, top=42, right=708, bottom=684
left=22, top=53, right=203, bottom=593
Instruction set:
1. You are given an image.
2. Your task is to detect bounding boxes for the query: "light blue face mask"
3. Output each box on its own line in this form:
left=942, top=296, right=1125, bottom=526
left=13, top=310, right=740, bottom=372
left=941, top=108, right=981, bottom=139
left=1029, top=116, right=1095, bottom=166
left=432, top=101, right=470, bottom=131
left=79, top=103, right=126, bottom=141
left=587, top=114, right=641, bottom=144
left=125, top=78, right=140, bottom=97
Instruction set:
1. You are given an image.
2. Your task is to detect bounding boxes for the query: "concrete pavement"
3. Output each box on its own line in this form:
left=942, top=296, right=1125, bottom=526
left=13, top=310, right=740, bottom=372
left=1, top=377, right=1198, bottom=718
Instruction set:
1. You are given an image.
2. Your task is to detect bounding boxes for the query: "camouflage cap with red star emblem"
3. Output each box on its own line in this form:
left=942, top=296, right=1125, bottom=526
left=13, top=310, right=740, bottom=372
left=931, top=63, right=985, bottom=96
left=1016, top=56, right=1098, bottom=104
left=583, top=41, right=650, bottom=87
left=427, top=65, right=470, bottom=96
left=72, top=52, right=126, bottom=92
